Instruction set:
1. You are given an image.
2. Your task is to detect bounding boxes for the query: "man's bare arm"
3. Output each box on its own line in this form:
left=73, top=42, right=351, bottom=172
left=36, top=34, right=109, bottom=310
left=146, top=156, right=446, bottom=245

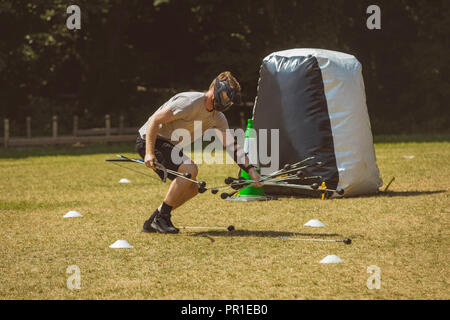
left=144, top=108, right=176, bottom=169
left=217, top=129, right=262, bottom=187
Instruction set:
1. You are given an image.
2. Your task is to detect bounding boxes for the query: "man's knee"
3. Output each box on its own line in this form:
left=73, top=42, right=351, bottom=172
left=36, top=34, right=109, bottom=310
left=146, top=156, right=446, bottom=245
left=192, top=183, right=199, bottom=196
left=180, top=163, right=198, bottom=179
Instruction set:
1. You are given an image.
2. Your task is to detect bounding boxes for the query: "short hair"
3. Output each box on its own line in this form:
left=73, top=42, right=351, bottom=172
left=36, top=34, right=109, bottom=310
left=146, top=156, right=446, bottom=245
left=209, top=71, right=241, bottom=93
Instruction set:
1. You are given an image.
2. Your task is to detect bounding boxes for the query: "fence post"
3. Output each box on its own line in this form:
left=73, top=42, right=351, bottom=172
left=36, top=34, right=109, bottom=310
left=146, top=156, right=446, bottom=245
left=52, top=115, right=58, bottom=138
left=26, top=117, right=31, bottom=138
left=105, top=114, right=111, bottom=136
left=73, top=115, right=78, bottom=136
left=4, top=118, right=9, bottom=148
left=119, top=115, right=124, bottom=135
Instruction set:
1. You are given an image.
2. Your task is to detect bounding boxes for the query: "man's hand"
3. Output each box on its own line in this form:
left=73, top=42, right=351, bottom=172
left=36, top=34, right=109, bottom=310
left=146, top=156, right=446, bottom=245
left=248, top=167, right=262, bottom=187
left=144, top=153, right=157, bottom=169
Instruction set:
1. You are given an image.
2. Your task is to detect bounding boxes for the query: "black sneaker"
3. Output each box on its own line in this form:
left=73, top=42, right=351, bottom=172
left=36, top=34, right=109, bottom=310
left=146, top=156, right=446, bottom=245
left=142, top=210, right=159, bottom=233
left=165, top=215, right=179, bottom=233
left=151, top=213, right=179, bottom=234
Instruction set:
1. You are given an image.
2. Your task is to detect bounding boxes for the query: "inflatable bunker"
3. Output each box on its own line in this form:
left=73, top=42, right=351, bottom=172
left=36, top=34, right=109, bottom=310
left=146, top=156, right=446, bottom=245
left=253, top=48, right=382, bottom=197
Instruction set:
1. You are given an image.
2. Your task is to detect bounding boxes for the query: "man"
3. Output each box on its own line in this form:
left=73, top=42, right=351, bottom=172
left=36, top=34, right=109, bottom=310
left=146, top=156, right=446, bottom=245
left=136, top=71, right=261, bottom=234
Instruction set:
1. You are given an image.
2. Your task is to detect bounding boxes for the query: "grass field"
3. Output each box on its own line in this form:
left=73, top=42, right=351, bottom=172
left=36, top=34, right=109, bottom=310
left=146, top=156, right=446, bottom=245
left=0, top=136, right=449, bottom=300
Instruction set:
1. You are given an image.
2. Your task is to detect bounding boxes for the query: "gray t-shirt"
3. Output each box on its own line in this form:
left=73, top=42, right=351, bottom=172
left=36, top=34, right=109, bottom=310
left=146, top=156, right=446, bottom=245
left=138, top=92, right=229, bottom=147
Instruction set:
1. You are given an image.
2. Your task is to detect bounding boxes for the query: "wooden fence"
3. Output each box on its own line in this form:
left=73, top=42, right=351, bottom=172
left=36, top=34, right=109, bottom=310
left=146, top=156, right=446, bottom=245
left=2, top=115, right=138, bottom=148
left=2, top=110, right=249, bottom=148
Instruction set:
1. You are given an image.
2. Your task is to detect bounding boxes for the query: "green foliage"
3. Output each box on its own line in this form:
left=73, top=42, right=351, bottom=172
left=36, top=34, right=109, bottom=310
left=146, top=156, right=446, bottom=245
left=153, top=0, right=170, bottom=6
left=0, top=0, right=448, bottom=134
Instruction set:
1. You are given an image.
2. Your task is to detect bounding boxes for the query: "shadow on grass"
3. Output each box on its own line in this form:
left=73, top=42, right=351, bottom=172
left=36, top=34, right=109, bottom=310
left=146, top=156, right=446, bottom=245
left=0, top=142, right=135, bottom=159
left=270, top=190, right=447, bottom=200
left=189, top=230, right=365, bottom=244
left=191, top=230, right=341, bottom=239
left=373, top=133, right=450, bottom=143
left=354, top=190, right=447, bottom=198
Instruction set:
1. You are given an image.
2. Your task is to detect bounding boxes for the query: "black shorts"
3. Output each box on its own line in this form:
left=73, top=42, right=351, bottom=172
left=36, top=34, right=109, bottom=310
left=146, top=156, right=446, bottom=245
left=136, top=135, right=184, bottom=181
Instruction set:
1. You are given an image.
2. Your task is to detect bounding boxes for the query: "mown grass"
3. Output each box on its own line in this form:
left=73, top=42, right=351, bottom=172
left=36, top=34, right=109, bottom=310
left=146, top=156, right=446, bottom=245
left=0, top=137, right=449, bottom=300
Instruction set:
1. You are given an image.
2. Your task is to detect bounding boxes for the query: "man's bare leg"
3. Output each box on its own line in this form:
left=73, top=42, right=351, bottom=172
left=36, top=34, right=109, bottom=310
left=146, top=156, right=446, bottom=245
left=147, top=162, right=199, bottom=233
left=160, top=163, right=199, bottom=210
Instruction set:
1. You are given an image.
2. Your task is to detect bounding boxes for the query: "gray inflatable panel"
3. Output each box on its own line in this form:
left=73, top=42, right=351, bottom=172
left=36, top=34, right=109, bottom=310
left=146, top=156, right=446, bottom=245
left=253, top=49, right=382, bottom=197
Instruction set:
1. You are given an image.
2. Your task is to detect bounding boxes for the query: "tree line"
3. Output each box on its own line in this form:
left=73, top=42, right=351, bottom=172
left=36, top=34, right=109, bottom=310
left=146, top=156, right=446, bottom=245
left=0, top=0, right=448, bottom=135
